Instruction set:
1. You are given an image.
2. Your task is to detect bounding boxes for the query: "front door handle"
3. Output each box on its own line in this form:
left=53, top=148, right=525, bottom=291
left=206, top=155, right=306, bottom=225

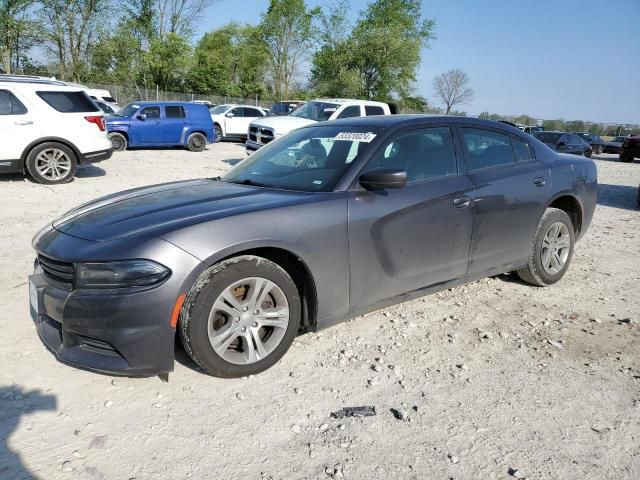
left=15, top=120, right=33, bottom=126
left=453, top=196, right=471, bottom=208
left=533, top=177, right=546, bottom=187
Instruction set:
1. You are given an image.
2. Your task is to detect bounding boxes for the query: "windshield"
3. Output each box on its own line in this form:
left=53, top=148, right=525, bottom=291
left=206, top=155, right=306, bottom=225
left=222, top=125, right=380, bottom=192
left=113, top=103, right=141, bottom=117
left=290, top=101, right=339, bottom=122
left=210, top=104, right=232, bottom=115
left=534, top=132, right=562, bottom=144
left=613, top=136, right=626, bottom=142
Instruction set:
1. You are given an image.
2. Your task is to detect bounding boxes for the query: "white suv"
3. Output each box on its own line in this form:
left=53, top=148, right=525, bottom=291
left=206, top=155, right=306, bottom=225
left=0, top=78, right=112, bottom=184
left=210, top=104, right=268, bottom=142
left=246, top=98, right=392, bottom=153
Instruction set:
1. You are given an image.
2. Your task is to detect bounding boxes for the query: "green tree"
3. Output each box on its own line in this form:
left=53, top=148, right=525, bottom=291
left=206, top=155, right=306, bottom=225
left=188, top=23, right=268, bottom=98
left=312, top=0, right=435, bottom=101
left=147, top=32, right=191, bottom=90
left=565, top=120, right=586, bottom=132
left=259, top=0, right=320, bottom=99
left=0, top=0, right=40, bottom=74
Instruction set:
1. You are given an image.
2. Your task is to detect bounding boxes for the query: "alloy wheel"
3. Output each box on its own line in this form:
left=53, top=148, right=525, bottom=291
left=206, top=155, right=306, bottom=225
left=541, top=222, right=571, bottom=275
left=207, top=277, right=290, bottom=365
left=35, top=148, right=72, bottom=181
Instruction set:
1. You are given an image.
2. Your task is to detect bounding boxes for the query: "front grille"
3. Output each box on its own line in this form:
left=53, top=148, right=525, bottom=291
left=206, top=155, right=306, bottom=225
left=248, top=126, right=275, bottom=145
left=38, top=254, right=74, bottom=289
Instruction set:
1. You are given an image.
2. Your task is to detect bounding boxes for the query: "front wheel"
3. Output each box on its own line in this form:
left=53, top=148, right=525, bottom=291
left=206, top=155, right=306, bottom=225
left=179, top=255, right=301, bottom=377
left=187, top=132, right=207, bottom=152
left=517, top=208, right=575, bottom=286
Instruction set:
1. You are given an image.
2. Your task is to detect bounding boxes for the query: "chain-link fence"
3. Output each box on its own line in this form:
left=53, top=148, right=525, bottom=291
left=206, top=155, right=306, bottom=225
left=91, top=84, right=274, bottom=108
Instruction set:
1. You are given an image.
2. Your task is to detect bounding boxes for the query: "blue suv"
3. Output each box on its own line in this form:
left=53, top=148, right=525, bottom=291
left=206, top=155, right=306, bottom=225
left=106, top=101, right=215, bottom=152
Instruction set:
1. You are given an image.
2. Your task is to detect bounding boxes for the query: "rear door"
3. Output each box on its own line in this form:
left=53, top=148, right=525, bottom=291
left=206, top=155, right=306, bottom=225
left=348, top=125, right=474, bottom=310
left=241, top=107, right=265, bottom=134
left=132, top=105, right=162, bottom=144
left=0, top=88, right=36, bottom=171
left=163, top=105, right=186, bottom=144
left=458, top=126, right=551, bottom=276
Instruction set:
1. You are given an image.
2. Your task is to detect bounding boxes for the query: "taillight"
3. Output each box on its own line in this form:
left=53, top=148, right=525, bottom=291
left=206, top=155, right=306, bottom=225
left=84, top=115, right=106, bottom=132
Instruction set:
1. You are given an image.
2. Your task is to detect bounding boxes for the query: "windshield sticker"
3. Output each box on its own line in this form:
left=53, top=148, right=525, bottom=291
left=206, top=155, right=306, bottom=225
left=334, top=132, right=377, bottom=143
left=131, top=104, right=140, bottom=109
left=313, top=180, right=323, bottom=185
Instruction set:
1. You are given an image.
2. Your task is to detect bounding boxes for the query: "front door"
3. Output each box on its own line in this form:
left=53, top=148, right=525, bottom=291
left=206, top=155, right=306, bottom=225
left=348, top=126, right=475, bottom=311
left=132, top=105, right=162, bottom=144
left=0, top=88, right=38, bottom=172
left=224, top=107, right=247, bottom=136
left=458, top=126, right=552, bottom=276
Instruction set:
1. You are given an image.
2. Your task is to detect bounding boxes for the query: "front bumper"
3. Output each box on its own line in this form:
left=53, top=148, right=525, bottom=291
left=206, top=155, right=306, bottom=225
left=30, top=228, right=204, bottom=376
left=80, top=148, right=113, bottom=165
left=245, top=139, right=262, bottom=154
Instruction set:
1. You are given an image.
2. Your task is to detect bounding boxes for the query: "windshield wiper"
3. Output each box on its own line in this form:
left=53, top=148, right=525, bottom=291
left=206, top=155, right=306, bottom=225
left=237, top=178, right=270, bottom=188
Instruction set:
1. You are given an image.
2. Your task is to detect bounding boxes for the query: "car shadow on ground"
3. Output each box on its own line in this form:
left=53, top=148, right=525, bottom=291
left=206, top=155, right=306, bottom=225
left=75, top=165, right=107, bottom=178
left=223, top=158, right=243, bottom=167
left=0, top=385, right=57, bottom=480
left=597, top=183, right=639, bottom=211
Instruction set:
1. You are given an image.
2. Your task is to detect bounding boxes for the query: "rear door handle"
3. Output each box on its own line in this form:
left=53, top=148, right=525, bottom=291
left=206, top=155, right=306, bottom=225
left=453, top=196, right=471, bottom=208
left=533, top=177, right=546, bottom=187
left=15, top=120, right=33, bottom=126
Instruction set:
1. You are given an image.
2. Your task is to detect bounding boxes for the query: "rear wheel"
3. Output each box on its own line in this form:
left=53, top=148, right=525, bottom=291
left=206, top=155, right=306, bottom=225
left=214, top=124, right=222, bottom=143
left=517, top=208, right=575, bottom=286
left=26, top=142, right=77, bottom=185
left=180, top=255, right=301, bottom=377
left=108, top=132, right=127, bottom=151
left=187, top=132, right=207, bottom=152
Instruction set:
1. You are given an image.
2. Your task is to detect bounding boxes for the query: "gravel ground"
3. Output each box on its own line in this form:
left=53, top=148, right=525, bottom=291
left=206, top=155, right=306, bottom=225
left=0, top=145, right=639, bottom=480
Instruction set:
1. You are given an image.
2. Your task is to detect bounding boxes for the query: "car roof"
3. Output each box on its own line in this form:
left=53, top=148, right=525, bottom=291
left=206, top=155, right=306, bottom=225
left=301, top=114, right=531, bottom=134
left=126, top=100, right=202, bottom=106
left=310, top=98, right=388, bottom=106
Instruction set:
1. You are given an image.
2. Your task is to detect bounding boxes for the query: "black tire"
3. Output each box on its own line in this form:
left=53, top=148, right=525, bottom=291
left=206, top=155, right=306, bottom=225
left=517, top=208, right=575, bottom=287
left=26, top=142, right=77, bottom=185
left=108, top=132, right=127, bottom=151
left=179, top=255, right=301, bottom=378
left=620, top=154, right=633, bottom=163
left=214, top=124, right=223, bottom=143
left=187, top=132, right=207, bottom=152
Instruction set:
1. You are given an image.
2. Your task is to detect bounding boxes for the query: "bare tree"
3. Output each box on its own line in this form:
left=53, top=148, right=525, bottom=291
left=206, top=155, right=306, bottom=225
left=155, top=0, right=220, bottom=38
left=432, top=69, right=474, bottom=114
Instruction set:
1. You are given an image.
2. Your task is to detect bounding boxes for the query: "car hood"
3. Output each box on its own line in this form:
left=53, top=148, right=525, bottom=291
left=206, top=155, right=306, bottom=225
left=52, top=179, right=315, bottom=241
left=105, top=115, right=131, bottom=126
left=250, top=116, right=317, bottom=135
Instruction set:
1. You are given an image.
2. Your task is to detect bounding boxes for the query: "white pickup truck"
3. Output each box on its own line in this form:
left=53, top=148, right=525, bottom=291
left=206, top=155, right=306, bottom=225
left=246, top=98, right=392, bottom=153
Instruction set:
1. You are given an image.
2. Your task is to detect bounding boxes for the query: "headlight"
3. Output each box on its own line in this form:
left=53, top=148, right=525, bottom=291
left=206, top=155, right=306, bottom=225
left=76, top=260, right=170, bottom=288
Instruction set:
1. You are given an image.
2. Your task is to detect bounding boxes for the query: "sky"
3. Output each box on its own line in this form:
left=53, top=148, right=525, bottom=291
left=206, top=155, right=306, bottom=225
left=199, top=0, right=640, bottom=124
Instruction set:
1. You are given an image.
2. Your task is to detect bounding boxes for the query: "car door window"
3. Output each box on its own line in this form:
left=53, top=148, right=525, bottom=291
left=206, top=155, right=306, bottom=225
left=230, top=107, right=244, bottom=117
left=511, top=136, right=535, bottom=162
left=140, top=106, right=160, bottom=119
left=365, top=127, right=458, bottom=182
left=244, top=108, right=262, bottom=118
left=365, top=105, right=385, bottom=116
left=0, top=90, right=28, bottom=115
left=337, top=105, right=361, bottom=119
left=462, top=128, right=515, bottom=170
left=165, top=106, right=185, bottom=118
left=559, top=134, right=570, bottom=145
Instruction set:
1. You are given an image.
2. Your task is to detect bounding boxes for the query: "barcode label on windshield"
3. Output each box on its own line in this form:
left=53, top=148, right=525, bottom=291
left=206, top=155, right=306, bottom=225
left=334, top=132, right=377, bottom=142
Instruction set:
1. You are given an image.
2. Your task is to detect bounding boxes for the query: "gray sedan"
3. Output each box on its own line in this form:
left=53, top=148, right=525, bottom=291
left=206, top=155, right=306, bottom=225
left=30, top=116, right=598, bottom=378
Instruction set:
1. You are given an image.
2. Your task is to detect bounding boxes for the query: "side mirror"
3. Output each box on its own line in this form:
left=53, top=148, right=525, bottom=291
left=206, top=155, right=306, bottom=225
left=136, top=114, right=146, bottom=121
left=225, top=112, right=235, bottom=118
left=359, top=169, right=407, bottom=191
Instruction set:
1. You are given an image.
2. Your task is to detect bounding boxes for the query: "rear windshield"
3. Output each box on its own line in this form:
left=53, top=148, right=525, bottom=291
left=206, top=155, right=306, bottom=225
left=37, top=91, right=100, bottom=113
left=102, top=96, right=117, bottom=103
left=534, top=132, right=562, bottom=144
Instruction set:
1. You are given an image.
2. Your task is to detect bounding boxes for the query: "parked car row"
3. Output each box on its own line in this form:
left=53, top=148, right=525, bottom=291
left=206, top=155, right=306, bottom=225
left=532, top=131, right=593, bottom=157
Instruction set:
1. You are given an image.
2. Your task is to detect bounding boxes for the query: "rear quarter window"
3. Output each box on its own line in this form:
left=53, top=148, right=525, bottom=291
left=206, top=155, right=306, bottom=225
left=165, top=106, right=186, bottom=118
left=37, top=91, right=100, bottom=113
left=365, top=105, right=385, bottom=116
